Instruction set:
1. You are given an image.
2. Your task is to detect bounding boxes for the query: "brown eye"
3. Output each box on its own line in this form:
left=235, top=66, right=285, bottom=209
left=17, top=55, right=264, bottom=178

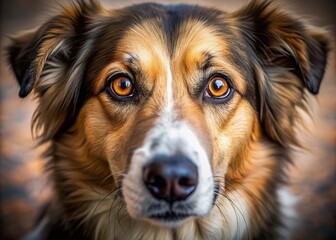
left=207, top=76, right=230, bottom=98
left=111, top=76, right=133, bottom=97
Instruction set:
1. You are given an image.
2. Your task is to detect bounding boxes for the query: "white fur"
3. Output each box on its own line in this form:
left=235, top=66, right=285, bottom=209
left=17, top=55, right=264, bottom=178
left=165, top=62, right=174, bottom=118
left=122, top=61, right=214, bottom=227
left=276, top=188, right=298, bottom=239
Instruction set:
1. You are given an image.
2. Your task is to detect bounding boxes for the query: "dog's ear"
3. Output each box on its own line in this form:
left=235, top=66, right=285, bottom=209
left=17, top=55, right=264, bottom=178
left=6, top=1, right=102, bottom=141
left=231, top=0, right=330, bottom=146
left=7, top=29, right=39, bottom=98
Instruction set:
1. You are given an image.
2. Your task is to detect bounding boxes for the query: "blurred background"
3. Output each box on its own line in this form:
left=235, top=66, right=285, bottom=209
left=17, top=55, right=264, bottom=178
left=0, top=0, right=335, bottom=239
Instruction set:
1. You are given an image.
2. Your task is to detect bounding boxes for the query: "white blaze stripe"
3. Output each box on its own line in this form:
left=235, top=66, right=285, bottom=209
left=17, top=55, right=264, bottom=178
left=164, top=62, right=174, bottom=125
left=123, top=58, right=214, bottom=222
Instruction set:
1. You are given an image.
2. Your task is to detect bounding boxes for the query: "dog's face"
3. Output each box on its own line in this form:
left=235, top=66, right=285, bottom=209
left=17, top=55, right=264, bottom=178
left=78, top=6, right=253, bottom=226
left=7, top=0, right=328, bottom=234
left=115, top=14, right=250, bottom=225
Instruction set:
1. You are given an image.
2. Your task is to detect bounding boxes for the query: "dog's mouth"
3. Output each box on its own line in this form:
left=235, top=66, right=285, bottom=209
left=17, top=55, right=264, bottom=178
left=137, top=183, right=219, bottom=227
left=149, top=211, right=193, bottom=223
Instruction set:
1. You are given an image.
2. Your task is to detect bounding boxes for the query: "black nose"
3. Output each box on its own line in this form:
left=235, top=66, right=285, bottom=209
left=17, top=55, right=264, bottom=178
left=143, top=155, right=198, bottom=203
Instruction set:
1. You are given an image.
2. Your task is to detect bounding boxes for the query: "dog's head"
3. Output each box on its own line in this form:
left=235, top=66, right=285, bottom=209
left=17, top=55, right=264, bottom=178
left=7, top=0, right=329, bottom=231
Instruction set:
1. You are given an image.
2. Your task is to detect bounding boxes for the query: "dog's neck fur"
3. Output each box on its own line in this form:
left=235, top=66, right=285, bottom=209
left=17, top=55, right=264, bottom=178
left=36, top=123, right=292, bottom=240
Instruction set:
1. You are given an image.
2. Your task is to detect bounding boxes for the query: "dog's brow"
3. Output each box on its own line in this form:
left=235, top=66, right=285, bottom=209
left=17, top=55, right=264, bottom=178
left=200, top=52, right=214, bottom=72
left=124, top=53, right=139, bottom=65
left=123, top=52, right=142, bottom=76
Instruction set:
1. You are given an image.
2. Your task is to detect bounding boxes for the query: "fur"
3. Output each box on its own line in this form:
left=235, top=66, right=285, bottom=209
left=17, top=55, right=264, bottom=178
left=7, top=0, right=329, bottom=239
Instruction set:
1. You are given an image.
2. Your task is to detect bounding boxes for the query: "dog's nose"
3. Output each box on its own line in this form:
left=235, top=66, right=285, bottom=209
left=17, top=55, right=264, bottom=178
left=143, top=155, right=198, bottom=203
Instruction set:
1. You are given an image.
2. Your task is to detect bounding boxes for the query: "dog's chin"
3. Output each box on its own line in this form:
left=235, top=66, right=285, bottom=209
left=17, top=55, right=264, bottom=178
left=124, top=186, right=218, bottom=229
left=144, top=212, right=194, bottom=228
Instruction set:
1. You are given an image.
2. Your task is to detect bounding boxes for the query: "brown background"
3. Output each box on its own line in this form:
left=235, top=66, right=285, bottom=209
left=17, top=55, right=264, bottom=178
left=0, top=0, right=335, bottom=239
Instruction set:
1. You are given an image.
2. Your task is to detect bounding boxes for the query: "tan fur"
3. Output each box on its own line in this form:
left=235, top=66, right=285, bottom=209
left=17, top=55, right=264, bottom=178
left=7, top=0, right=329, bottom=239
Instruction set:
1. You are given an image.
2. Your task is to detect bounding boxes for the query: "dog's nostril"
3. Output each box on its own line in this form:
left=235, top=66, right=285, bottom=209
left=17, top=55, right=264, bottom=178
left=143, top=155, right=198, bottom=203
left=178, top=177, right=195, bottom=187
left=152, top=176, right=166, bottom=188
left=147, top=175, right=167, bottom=194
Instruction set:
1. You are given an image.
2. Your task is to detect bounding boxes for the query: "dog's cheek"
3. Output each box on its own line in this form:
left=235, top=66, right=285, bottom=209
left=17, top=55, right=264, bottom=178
left=78, top=99, right=111, bottom=158
left=207, top=100, right=256, bottom=177
left=80, top=97, right=140, bottom=177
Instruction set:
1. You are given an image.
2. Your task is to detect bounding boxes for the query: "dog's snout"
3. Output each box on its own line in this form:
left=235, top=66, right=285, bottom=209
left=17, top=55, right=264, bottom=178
left=143, top=155, right=198, bottom=203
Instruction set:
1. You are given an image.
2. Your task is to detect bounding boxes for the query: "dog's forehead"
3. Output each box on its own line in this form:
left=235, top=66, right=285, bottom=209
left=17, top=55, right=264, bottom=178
left=92, top=3, right=250, bottom=94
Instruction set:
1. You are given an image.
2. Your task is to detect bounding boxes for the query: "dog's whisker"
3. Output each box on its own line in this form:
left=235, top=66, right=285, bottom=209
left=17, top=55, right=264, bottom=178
left=213, top=202, right=231, bottom=237
left=213, top=176, right=273, bottom=222
left=225, top=180, right=273, bottom=221
left=116, top=196, right=127, bottom=233
left=99, top=174, right=114, bottom=187
left=91, top=187, right=121, bottom=219
left=212, top=183, right=250, bottom=239
left=221, top=190, right=251, bottom=240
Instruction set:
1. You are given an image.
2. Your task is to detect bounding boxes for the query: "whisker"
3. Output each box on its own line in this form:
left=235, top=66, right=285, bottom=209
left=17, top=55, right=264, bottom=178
left=225, top=179, right=273, bottom=220
left=100, top=174, right=114, bottom=188
left=213, top=176, right=273, bottom=221
left=214, top=182, right=251, bottom=240
left=109, top=188, right=123, bottom=239
left=226, top=193, right=250, bottom=240
left=213, top=200, right=231, bottom=237
left=92, top=186, right=122, bottom=220
left=117, top=196, right=126, bottom=233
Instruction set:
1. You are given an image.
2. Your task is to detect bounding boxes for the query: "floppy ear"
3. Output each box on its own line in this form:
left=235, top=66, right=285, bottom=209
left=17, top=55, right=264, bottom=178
left=6, top=0, right=102, bottom=141
left=232, top=0, right=330, bottom=146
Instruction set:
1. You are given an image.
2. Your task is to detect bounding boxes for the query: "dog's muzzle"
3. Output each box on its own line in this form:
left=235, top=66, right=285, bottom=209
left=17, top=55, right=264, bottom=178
left=122, top=121, right=214, bottom=227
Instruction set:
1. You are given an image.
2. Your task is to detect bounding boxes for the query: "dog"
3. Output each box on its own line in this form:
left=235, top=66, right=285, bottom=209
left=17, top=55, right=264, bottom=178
left=7, top=0, right=329, bottom=239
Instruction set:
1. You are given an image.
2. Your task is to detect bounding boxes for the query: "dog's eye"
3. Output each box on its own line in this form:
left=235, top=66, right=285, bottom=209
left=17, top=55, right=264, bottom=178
left=110, top=76, right=134, bottom=97
left=206, top=75, right=231, bottom=98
